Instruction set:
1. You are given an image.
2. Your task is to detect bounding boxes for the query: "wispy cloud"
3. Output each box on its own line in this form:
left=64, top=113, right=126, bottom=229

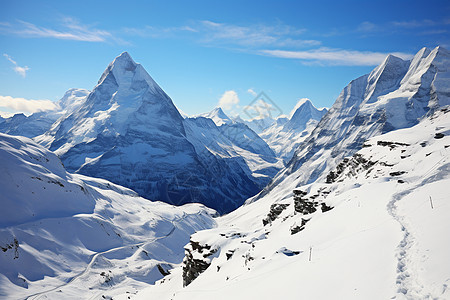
left=121, top=20, right=319, bottom=48
left=247, top=88, right=257, bottom=97
left=260, top=48, right=413, bottom=66
left=3, top=54, right=29, bottom=77
left=243, top=99, right=277, bottom=119
left=0, top=95, right=58, bottom=114
left=0, top=17, right=123, bottom=43
left=354, top=18, right=448, bottom=37
left=196, top=20, right=320, bottom=48
left=357, top=21, right=378, bottom=32
left=122, top=25, right=197, bottom=38
left=391, top=19, right=436, bottom=29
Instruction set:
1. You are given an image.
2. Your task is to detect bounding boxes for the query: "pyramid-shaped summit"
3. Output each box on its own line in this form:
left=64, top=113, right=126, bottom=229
left=257, top=46, right=450, bottom=202
left=40, top=52, right=266, bottom=214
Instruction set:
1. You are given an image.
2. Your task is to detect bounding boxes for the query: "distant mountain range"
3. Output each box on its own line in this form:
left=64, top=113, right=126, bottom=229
left=254, top=46, right=450, bottom=203
left=1, top=46, right=449, bottom=299
left=0, top=52, right=329, bottom=213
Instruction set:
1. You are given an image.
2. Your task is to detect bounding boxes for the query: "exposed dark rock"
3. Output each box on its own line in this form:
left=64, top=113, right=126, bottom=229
left=1, top=238, right=19, bottom=259
left=226, top=250, right=235, bottom=260
left=376, top=140, right=410, bottom=149
left=182, top=240, right=218, bottom=287
left=434, top=132, right=445, bottom=139
left=262, top=203, right=290, bottom=226
left=326, top=153, right=376, bottom=184
left=290, top=218, right=310, bottom=235
left=390, top=171, right=406, bottom=176
left=157, top=264, right=171, bottom=276
left=321, top=203, right=334, bottom=213
left=293, top=190, right=318, bottom=215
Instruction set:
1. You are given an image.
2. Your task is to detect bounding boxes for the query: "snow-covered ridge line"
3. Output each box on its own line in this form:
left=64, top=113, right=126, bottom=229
left=0, top=132, right=217, bottom=299
left=132, top=106, right=450, bottom=299
left=23, top=52, right=284, bottom=214
left=254, top=45, right=450, bottom=204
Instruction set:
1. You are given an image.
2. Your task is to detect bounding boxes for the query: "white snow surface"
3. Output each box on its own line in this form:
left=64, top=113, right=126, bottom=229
left=29, top=52, right=281, bottom=214
left=0, top=133, right=216, bottom=299
left=256, top=46, right=450, bottom=206
left=0, top=89, right=89, bottom=139
left=260, top=99, right=327, bottom=163
left=127, top=106, right=450, bottom=300
left=196, top=107, right=233, bottom=126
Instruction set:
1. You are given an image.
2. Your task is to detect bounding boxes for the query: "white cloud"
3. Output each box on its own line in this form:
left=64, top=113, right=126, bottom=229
left=197, top=20, right=320, bottom=48
left=357, top=21, right=377, bottom=32
left=391, top=20, right=436, bottom=29
left=247, top=88, right=257, bottom=97
left=0, top=17, right=123, bottom=43
left=0, top=95, right=58, bottom=114
left=122, top=24, right=197, bottom=38
left=260, top=48, right=413, bottom=66
left=0, top=110, right=16, bottom=118
left=3, top=54, right=29, bottom=77
left=244, top=99, right=278, bottom=119
left=218, top=90, right=240, bottom=110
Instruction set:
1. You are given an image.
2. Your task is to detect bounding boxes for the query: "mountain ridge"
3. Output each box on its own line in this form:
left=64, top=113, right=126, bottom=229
left=253, top=46, right=450, bottom=203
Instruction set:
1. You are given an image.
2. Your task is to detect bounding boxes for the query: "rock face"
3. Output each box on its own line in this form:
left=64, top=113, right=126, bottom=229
left=255, top=46, right=450, bottom=202
left=36, top=53, right=279, bottom=214
left=182, top=240, right=217, bottom=287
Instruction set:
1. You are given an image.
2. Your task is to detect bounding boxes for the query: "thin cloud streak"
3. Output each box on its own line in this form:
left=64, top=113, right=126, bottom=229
left=3, top=54, right=29, bottom=77
left=0, top=17, right=124, bottom=43
left=260, top=48, right=413, bottom=66
left=197, top=20, right=320, bottom=48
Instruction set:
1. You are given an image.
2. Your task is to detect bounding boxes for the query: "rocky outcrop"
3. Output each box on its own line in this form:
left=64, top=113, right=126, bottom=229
left=262, top=203, right=290, bottom=226
left=182, top=240, right=218, bottom=287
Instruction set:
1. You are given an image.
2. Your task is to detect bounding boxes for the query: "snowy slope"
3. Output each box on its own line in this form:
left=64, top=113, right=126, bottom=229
left=184, top=116, right=283, bottom=189
left=196, top=107, right=233, bottom=126
left=256, top=46, right=450, bottom=204
left=35, top=53, right=275, bottom=214
left=0, top=89, right=89, bottom=138
left=234, top=115, right=276, bottom=134
left=128, top=106, right=450, bottom=300
left=260, top=99, right=327, bottom=163
left=0, top=133, right=216, bottom=299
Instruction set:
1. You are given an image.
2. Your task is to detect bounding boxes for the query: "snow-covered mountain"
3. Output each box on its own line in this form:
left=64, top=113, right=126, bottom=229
left=0, top=88, right=89, bottom=138
left=260, top=99, right=327, bottom=163
left=2, top=46, right=449, bottom=300
left=129, top=105, right=450, bottom=300
left=184, top=114, right=283, bottom=189
left=0, top=132, right=216, bottom=299
left=256, top=46, right=450, bottom=203
left=196, top=107, right=233, bottom=126
left=234, top=115, right=276, bottom=134
left=34, top=53, right=279, bottom=214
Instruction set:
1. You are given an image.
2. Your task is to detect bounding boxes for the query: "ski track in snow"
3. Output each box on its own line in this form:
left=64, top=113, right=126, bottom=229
left=24, top=213, right=190, bottom=300
left=387, top=158, right=450, bottom=300
left=387, top=188, right=421, bottom=299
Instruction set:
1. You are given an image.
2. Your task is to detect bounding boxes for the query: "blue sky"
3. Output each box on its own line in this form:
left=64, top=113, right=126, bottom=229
left=0, top=0, right=449, bottom=118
